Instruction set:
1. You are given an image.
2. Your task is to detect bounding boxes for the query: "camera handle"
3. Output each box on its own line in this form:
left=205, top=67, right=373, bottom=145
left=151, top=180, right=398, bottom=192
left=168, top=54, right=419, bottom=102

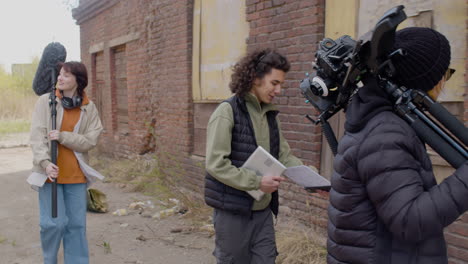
left=385, top=81, right=468, bottom=169
left=306, top=115, right=338, bottom=156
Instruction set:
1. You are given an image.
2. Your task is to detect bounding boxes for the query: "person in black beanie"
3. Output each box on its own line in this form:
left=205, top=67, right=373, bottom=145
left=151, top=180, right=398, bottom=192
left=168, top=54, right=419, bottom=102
left=327, top=27, right=468, bottom=264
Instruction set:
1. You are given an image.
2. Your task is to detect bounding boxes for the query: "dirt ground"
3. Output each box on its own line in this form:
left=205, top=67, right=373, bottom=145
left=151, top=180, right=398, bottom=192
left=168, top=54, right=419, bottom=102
left=0, top=135, right=216, bottom=264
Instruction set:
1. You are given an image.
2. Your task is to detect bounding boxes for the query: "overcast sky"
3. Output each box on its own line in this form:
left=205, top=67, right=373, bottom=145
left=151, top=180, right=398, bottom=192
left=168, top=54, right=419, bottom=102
left=0, top=0, right=80, bottom=72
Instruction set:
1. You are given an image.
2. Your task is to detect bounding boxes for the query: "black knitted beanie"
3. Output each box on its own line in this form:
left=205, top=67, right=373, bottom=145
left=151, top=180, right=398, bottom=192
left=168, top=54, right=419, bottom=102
left=392, top=27, right=451, bottom=92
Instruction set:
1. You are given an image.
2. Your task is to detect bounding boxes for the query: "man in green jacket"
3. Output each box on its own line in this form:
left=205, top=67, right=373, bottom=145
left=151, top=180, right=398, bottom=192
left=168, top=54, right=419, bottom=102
left=204, top=49, right=303, bottom=264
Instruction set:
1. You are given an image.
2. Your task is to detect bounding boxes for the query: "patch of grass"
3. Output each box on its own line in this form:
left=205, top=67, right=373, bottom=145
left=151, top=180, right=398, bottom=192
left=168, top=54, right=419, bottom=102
left=96, top=240, right=112, bottom=254
left=0, top=88, right=36, bottom=137
left=102, top=241, right=111, bottom=254
left=0, top=119, right=30, bottom=135
left=0, top=235, right=6, bottom=244
left=276, top=224, right=327, bottom=264
left=89, top=149, right=212, bottom=224
left=0, top=91, right=36, bottom=121
left=90, top=151, right=173, bottom=200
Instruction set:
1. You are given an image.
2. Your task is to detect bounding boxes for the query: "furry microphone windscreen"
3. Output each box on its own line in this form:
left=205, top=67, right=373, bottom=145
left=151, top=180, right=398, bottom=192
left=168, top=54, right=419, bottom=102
left=32, top=42, right=67, bottom=96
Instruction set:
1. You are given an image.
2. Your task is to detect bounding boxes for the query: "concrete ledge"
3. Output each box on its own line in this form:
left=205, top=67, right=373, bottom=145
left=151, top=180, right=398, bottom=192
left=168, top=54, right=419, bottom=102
left=89, top=42, right=105, bottom=54
left=109, top=32, right=141, bottom=48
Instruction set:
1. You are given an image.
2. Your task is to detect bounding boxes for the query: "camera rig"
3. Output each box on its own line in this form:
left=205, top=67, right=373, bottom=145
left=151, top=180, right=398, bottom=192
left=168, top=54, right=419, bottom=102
left=300, top=5, right=467, bottom=169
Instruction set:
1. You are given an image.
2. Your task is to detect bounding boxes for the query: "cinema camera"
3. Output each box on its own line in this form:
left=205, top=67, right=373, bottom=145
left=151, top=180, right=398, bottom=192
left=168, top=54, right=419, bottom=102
left=300, top=5, right=467, bottom=168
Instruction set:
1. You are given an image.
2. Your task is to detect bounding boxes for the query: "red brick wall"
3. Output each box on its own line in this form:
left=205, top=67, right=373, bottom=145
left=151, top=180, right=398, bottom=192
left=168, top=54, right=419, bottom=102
left=247, top=0, right=324, bottom=168
left=76, top=0, right=152, bottom=156
left=446, top=213, right=468, bottom=263
left=75, top=0, right=328, bottom=230
left=75, top=0, right=202, bottom=187
left=144, top=0, right=201, bottom=190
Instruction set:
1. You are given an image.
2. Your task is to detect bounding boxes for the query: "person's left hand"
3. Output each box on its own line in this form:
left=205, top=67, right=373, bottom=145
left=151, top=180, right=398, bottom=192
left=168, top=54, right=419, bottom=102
left=48, top=130, right=60, bottom=141
left=45, top=163, right=59, bottom=181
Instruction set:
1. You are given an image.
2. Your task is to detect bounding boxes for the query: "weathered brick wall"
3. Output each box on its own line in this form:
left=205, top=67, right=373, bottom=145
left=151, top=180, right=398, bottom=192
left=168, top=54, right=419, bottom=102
left=144, top=0, right=202, bottom=192
left=76, top=0, right=152, bottom=156
left=74, top=0, right=201, bottom=192
left=75, top=0, right=328, bottom=230
left=446, top=213, right=468, bottom=263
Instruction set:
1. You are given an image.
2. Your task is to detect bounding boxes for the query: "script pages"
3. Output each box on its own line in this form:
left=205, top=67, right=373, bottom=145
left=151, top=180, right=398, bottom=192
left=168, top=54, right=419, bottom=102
left=242, top=146, right=331, bottom=201
left=283, top=165, right=331, bottom=192
left=241, top=146, right=287, bottom=201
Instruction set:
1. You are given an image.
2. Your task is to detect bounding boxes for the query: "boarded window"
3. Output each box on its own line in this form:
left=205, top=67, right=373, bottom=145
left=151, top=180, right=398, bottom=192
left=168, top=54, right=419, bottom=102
left=112, top=45, right=128, bottom=134
left=191, top=0, right=249, bottom=157
left=192, top=0, right=249, bottom=102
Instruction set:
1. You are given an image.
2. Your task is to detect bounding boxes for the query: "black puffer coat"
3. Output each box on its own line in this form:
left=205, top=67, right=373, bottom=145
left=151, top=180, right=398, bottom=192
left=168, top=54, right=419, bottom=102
left=327, top=79, right=468, bottom=264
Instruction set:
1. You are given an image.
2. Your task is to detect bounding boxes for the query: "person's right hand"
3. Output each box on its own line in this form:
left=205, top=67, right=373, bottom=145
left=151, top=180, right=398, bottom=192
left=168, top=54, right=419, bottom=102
left=45, top=163, right=59, bottom=181
left=259, top=175, right=285, bottom=193
left=48, top=130, right=60, bottom=141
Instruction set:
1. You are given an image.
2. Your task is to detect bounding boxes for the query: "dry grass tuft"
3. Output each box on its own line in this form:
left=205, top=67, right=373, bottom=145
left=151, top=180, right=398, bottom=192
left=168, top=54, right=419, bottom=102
left=89, top=149, right=212, bottom=224
left=171, top=188, right=212, bottom=224
left=90, top=150, right=166, bottom=194
left=276, top=223, right=327, bottom=264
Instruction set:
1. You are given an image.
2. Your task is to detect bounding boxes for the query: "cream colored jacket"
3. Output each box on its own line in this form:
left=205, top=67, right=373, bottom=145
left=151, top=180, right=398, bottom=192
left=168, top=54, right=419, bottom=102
left=29, top=92, right=103, bottom=185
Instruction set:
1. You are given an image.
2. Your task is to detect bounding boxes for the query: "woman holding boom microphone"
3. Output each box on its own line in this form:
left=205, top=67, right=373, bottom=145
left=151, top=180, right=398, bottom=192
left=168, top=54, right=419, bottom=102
left=29, top=61, right=103, bottom=264
left=327, top=27, right=468, bottom=264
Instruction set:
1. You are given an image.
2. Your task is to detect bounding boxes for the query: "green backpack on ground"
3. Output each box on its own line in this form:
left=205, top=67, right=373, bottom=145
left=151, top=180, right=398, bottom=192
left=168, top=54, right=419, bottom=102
left=87, top=188, right=108, bottom=213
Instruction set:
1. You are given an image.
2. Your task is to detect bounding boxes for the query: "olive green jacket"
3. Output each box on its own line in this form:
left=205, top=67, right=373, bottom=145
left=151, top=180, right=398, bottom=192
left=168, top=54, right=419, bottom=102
left=205, top=93, right=303, bottom=210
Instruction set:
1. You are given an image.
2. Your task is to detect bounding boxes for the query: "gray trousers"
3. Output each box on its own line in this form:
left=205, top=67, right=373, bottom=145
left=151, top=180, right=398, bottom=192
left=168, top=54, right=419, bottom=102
left=213, top=208, right=277, bottom=264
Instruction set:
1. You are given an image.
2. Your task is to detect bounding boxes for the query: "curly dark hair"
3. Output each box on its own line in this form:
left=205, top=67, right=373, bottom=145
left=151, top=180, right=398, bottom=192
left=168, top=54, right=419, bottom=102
left=229, top=49, right=290, bottom=97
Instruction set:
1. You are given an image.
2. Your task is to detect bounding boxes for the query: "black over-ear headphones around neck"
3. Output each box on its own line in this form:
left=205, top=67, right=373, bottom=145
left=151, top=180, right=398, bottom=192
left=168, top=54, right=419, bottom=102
left=59, top=91, right=83, bottom=109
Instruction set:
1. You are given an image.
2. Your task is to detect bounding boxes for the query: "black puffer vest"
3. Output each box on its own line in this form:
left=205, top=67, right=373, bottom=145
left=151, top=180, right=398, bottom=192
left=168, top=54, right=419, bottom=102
left=204, top=95, right=280, bottom=216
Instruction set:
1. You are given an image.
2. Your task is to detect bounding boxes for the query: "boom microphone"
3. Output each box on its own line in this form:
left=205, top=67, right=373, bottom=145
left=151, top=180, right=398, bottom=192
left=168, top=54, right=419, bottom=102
left=32, top=42, right=66, bottom=218
left=32, top=42, right=67, bottom=95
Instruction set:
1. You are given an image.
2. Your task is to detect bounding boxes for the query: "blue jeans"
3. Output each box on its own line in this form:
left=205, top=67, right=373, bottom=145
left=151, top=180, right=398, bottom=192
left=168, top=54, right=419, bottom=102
left=39, top=183, right=89, bottom=264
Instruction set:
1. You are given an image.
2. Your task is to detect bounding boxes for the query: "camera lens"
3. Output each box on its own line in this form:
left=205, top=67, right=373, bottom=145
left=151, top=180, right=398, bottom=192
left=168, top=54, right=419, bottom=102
left=311, top=77, right=330, bottom=97
left=311, top=82, right=324, bottom=96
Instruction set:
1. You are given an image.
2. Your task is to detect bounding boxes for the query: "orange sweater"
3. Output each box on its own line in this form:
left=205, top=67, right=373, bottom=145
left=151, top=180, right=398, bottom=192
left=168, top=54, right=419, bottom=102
left=54, top=91, right=90, bottom=184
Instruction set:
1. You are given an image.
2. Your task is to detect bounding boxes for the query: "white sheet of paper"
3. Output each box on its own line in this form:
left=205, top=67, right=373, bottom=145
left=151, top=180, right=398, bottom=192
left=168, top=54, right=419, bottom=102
left=283, top=165, right=330, bottom=191
left=242, top=146, right=287, bottom=201
left=26, top=172, right=48, bottom=187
